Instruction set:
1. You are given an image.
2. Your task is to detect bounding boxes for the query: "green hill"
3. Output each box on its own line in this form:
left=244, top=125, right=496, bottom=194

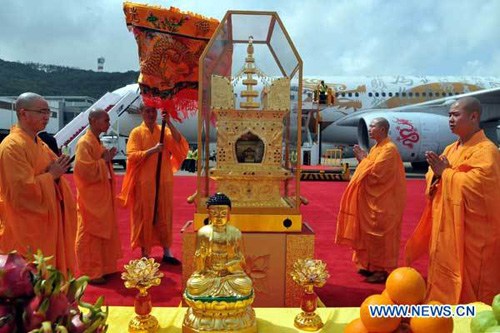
left=0, top=58, right=139, bottom=98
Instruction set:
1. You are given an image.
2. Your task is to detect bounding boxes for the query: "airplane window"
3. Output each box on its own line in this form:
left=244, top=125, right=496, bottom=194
left=341, top=92, right=346, bottom=97
left=335, top=92, right=339, bottom=97
left=348, top=92, right=352, bottom=97
left=368, top=92, right=373, bottom=97
left=448, top=92, right=453, bottom=96
left=442, top=92, right=446, bottom=96
left=402, top=92, right=406, bottom=97
left=415, top=92, right=420, bottom=97
left=395, top=92, right=399, bottom=97
left=455, top=92, right=460, bottom=95
left=422, top=92, right=426, bottom=97
left=408, top=92, right=413, bottom=97
left=381, top=92, right=386, bottom=97
left=355, top=92, right=359, bottom=97
left=375, top=92, right=379, bottom=97
left=388, top=92, right=393, bottom=97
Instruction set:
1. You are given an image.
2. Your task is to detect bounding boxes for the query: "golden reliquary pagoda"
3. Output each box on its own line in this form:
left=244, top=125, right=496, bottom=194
left=183, top=11, right=314, bottom=311
left=209, top=37, right=293, bottom=210
left=192, top=11, right=305, bottom=233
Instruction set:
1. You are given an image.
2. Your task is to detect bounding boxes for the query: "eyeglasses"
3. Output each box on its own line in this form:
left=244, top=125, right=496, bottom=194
left=23, top=108, right=51, bottom=116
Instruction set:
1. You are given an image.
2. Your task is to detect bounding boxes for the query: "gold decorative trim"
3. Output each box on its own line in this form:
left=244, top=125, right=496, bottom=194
left=285, top=232, right=315, bottom=307
left=194, top=213, right=302, bottom=232
left=267, top=77, right=291, bottom=111
left=182, top=231, right=196, bottom=293
left=211, top=75, right=235, bottom=109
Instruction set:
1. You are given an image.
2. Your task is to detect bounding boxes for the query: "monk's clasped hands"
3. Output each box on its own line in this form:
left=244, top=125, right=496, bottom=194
left=48, top=154, right=72, bottom=179
left=425, top=151, right=450, bottom=176
left=102, top=147, right=118, bottom=162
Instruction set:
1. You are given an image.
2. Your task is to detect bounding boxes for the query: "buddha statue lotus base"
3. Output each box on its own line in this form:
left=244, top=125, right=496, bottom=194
left=182, top=293, right=257, bottom=333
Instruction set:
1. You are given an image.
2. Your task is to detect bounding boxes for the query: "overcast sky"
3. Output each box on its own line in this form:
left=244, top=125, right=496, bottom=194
left=1, top=0, right=499, bottom=76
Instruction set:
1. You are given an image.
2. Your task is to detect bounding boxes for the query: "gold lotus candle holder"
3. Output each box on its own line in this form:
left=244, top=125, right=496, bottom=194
left=122, top=257, right=164, bottom=333
left=290, top=258, right=330, bottom=331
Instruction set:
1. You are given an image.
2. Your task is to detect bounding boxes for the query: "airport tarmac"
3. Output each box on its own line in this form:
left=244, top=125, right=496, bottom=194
left=110, top=158, right=427, bottom=179
left=341, top=157, right=426, bottom=179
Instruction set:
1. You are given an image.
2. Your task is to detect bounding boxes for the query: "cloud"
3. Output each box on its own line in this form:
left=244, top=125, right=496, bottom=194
left=1, top=0, right=499, bottom=76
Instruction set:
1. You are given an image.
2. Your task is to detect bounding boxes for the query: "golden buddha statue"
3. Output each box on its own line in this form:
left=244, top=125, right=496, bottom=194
left=183, top=193, right=256, bottom=333
left=186, top=193, right=253, bottom=298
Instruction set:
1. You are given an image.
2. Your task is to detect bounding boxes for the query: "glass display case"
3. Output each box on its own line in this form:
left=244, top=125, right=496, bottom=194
left=194, top=11, right=303, bottom=232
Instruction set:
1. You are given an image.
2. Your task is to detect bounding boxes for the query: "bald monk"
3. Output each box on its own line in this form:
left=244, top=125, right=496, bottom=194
left=405, top=97, right=500, bottom=304
left=335, top=117, right=406, bottom=283
left=118, top=103, right=188, bottom=264
left=74, top=109, right=122, bottom=284
left=0, top=92, right=76, bottom=274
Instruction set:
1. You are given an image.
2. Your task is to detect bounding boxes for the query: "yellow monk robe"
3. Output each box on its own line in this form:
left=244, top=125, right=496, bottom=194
left=336, top=137, right=406, bottom=271
left=0, top=126, right=77, bottom=274
left=74, top=131, right=122, bottom=279
left=118, top=122, right=188, bottom=252
left=405, top=130, right=500, bottom=304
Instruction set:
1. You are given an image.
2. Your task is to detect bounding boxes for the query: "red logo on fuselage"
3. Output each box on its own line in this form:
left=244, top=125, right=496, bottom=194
left=395, top=118, right=419, bottom=149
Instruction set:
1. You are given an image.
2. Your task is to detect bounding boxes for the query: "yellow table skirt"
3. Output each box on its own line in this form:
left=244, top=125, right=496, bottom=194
left=106, top=303, right=491, bottom=333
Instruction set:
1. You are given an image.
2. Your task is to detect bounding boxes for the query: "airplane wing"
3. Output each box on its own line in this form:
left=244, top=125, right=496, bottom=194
left=335, top=86, right=500, bottom=127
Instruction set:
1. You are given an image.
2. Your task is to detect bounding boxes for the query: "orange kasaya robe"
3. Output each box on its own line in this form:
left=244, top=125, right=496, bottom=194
left=0, top=125, right=77, bottom=274
left=118, top=122, right=188, bottom=253
left=73, top=130, right=122, bottom=279
left=405, top=130, right=500, bottom=304
left=336, top=137, right=406, bottom=271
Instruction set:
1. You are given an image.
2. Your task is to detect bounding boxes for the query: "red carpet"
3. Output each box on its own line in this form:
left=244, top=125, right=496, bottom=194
left=68, top=175, right=429, bottom=307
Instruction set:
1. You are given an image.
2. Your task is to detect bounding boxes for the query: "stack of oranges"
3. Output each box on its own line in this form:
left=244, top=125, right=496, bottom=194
left=344, top=267, right=454, bottom=333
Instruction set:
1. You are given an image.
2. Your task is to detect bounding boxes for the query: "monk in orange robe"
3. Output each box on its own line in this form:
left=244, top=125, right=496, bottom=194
left=118, top=103, right=188, bottom=264
left=74, top=109, right=122, bottom=284
left=336, top=117, right=406, bottom=283
left=405, top=97, right=500, bottom=304
left=0, top=92, right=76, bottom=274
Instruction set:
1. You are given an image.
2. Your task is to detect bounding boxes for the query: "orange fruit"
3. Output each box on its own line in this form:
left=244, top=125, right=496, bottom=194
left=360, top=294, right=401, bottom=332
left=427, top=300, right=442, bottom=305
left=343, top=318, right=369, bottom=333
left=410, top=315, right=453, bottom=333
left=386, top=267, right=426, bottom=305
left=381, top=289, right=391, bottom=301
left=409, top=301, right=453, bottom=333
left=395, top=322, right=412, bottom=332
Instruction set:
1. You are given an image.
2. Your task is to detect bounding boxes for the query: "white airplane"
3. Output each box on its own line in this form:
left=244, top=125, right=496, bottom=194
left=302, top=76, right=500, bottom=166
left=111, top=75, right=500, bottom=166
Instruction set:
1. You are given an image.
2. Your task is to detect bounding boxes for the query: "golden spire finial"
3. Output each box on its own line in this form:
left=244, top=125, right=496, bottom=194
left=240, top=35, right=260, bottom=109
left=247, top=35, right=254, bottom=55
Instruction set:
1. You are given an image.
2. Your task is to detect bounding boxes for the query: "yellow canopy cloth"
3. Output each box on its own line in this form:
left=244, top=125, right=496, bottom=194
left=123, top=2, right=219, bottom=120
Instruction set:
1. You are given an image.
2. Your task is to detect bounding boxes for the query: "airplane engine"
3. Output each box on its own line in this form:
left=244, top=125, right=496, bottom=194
left=357, top=112, right=456, bottom=162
